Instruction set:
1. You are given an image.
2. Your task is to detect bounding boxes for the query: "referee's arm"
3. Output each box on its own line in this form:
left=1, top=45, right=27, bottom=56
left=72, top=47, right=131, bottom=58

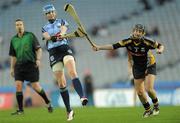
left=9, top=41, right=17, bottom=77
left=10, top=56, right=16, bottom=77
left=36, top=48, right=42, bottom=61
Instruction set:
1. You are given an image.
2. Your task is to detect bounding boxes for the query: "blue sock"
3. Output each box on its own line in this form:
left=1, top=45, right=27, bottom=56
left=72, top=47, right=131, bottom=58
left=72, top=78, right=84, bottom=98
left=60, top=87, right=71, bottom=112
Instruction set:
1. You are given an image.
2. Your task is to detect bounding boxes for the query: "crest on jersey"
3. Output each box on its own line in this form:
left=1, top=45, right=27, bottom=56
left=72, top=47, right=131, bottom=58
left=134, top=47, right=139, bottom=52
left=141, top=47, right=145, bottom=52
left=50, top=56, right=54, bottom=61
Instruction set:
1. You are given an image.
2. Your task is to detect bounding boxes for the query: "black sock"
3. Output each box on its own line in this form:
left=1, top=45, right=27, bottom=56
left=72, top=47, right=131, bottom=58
left=16, top=92, right=23, bottom=111
left=36, top=89, right=50, bottom=104
left=152, top=98, right=159, bottom=108
left=143, top=102, right=151, bottom=111
left=60, top=87, right=71, bottom=112
left=72, top=78, right=84, bottom=98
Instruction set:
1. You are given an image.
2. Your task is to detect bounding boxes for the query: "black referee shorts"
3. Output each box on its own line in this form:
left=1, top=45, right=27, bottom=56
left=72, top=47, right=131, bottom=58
left=133, top=63, right=156, bottom=79
left=14, top=61, right=39, bottom=82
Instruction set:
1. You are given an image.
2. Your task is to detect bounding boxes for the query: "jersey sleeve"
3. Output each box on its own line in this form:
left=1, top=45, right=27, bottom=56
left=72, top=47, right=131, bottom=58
left=144, top=37, right=161, bottom=49
left=61, top=19, right=69, bottom=27
left=9, top=40, right=16, bottom=56
left=32, top=33, right=41, bottom=50
left=112, top=38, right=132, bottom=49
left=42, top=26, right=47, bottom=33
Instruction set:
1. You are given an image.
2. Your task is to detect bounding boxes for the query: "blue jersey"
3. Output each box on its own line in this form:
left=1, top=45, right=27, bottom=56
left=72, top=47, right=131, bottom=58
left=42, top=19, right=69, bottom=50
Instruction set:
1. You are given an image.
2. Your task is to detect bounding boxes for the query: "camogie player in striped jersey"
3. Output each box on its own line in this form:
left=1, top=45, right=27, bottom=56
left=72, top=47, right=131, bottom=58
left=93, top=24, right=164, bottom=118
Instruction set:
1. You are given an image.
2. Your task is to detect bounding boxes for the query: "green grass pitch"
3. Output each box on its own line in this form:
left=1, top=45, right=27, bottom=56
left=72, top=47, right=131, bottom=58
left=0, top=106, right=180, bottom=123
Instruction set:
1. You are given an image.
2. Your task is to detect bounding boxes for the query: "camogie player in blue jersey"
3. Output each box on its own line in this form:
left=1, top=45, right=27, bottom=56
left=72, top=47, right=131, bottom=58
left=42, top=4, right=88, bottom=121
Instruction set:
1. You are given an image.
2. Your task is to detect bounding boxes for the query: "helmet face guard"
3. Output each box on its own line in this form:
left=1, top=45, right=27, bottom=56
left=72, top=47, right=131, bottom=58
left=132, top=24, right=145, bottom=39
left=43, top=4, right=56, bottom=14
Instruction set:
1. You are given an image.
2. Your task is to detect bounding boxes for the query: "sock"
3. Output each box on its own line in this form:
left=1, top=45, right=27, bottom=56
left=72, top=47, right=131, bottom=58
left=36, top=89, right=50, bottom=104
left=143, top=102, right=151, bottom=111
left=16, top=92, right=23, bottom=111
left=60, top=87, right=71, bottom=112
left=72, top=78, right=84, bottom=98
left=152, top=98, right=159, bottom=108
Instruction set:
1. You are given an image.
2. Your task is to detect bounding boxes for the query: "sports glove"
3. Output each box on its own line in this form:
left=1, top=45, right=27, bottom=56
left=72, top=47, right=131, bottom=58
left=51, top=32, right=63, bottom=42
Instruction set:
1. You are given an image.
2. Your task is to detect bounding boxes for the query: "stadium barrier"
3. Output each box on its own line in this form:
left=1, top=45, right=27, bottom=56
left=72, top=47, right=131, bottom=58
left=1, top=82, right=180, bottom=109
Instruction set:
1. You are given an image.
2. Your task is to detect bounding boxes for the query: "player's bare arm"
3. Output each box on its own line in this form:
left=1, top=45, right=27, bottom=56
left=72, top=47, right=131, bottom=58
left=93, top=44, right=114, bottom=51
left=42, top=25, right=67, bottom=42
left=42, top=32, right=51, bottom=41
left=93, top=38, right=128, bottom=51
left=156, top=44, right=164, bottom=54
left=146, top=40, right=165, bottom=54
left=127, top=53, right=133, bottom=78
left=60, top=25, right=68, bottom=35
left=56, top=25, right=68, bottom=40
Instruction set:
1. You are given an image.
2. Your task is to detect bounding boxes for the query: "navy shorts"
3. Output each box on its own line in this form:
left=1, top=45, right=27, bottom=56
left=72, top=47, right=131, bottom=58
left=48, top=45, right=74, bottom=67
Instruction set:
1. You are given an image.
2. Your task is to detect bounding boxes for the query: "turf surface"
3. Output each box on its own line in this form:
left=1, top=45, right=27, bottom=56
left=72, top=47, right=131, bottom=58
left=1, top=106, right=180, bottom=123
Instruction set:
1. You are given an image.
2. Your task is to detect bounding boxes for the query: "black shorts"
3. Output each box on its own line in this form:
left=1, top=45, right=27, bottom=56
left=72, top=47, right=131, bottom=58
left=132, top=63, right=156, bottom=79
left=14, top=61, right=39, bottom=82
left=48, top=45, right=74, bottom=67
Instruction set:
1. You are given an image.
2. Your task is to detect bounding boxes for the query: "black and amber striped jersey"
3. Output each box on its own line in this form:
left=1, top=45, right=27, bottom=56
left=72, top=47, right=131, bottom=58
left=113, top=36, right=161, bottom=66
left=147, top=50, right=156, bottom=66
left=128, top=50, right=156, bottom=67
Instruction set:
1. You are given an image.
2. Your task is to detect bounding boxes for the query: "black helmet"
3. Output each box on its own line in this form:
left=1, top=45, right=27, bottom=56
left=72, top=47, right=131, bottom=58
left=133, top=24, right=145, bottom=33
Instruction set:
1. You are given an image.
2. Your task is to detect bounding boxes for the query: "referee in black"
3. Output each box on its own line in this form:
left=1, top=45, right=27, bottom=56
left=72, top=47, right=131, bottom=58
left=9, top=19, right=53, bottom=115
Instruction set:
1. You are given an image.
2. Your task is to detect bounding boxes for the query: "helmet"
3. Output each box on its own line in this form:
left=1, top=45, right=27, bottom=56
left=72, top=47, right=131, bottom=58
left=133, top=24, right=145, bottom=33
left=43, top=4, right=56, bottom=14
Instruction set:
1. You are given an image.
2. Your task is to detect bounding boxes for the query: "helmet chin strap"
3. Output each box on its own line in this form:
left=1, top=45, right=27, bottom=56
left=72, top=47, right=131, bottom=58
left=131, top=34, right=143, bottom=40
left=48, top=19, right=55, bottom=24
left=131, top=32, right=145, bottom=39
